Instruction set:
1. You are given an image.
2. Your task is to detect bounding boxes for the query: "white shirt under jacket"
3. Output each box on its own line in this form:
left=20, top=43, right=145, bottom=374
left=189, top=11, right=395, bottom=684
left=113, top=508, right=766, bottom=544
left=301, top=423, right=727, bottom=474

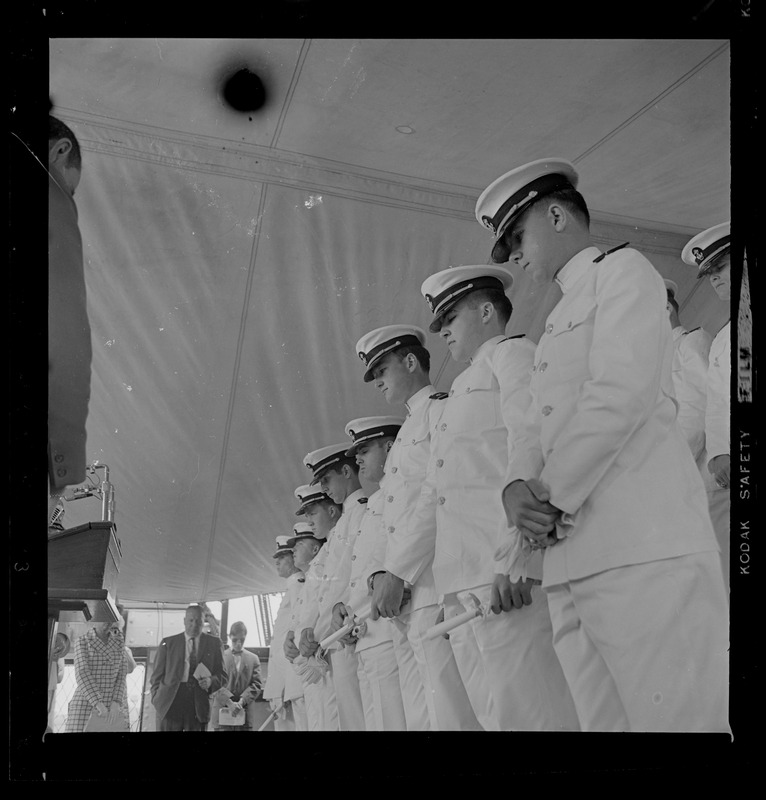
left=671, top=325, right=712, bottom=464
left=294, top=541, right=330, bottom=643
left=263, top=570, right=305, bottom=703
left=378, top=384, right=442, bottom=612
left=705, top=321, right=730, bottom=461
left=341, top=489, right=394, bottom=653
left=386, top=335, right=540, bottom=598
left=505, top=246, right=719, bottom=588
left=311, top=489, right=367, bottom=643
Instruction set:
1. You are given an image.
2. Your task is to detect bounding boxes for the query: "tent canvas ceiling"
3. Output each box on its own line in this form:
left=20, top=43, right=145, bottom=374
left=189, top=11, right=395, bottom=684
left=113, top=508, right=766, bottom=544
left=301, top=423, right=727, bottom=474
left=48, top=38, right=731, bottom=603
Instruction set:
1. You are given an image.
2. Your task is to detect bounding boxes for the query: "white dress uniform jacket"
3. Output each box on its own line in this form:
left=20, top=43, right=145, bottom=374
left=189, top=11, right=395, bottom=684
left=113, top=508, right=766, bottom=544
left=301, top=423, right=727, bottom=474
left=671, top=324, right=712, bottom=467
left=506, top=247, right=719, bottom=587
left=343, top=489, right=394, bottom=651
left=394, top=335, right=539, bottom=596
left=313, top=489, right=367, bottom=642
left=290, top=545, right=338, bottom=731
left=342, top=489, right=406, bottom=730
left=379, top=385, right=481, bottom=731
left=263, top=570, right=305, bottom=705
left=705, top=321, right=730, bottom=462
left=380, top=385, right=441, bottom=610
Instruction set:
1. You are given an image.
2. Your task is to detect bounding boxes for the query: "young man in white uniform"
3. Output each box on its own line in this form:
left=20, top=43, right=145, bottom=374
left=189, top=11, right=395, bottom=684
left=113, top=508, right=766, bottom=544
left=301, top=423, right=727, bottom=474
left=284, top=510, right=336, bottom=731
left=298, top=444, right=367, bottom=731
left=359, top=325, right=480, bottom=731
left=476, top=157, right=729, bottom=732
left=328, top=416, right=408, bottom=730
left=262, top=536, right=307, bottom=731
left=682, top=223, right=731, bottom=593
left=393, top=264, right=579, bottom=731
left=664, top=278, right=712, bottom=474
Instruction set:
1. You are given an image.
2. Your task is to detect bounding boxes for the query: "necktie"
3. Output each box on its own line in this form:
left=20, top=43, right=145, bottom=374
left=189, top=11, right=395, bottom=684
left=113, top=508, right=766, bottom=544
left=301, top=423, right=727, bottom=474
left=188, top=637, right=198, bottom=682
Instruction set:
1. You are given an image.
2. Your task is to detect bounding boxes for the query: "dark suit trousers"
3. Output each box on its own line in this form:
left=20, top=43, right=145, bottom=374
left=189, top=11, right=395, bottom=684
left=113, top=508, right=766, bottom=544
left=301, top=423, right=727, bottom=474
left=159, top=683, right=206, bottom=731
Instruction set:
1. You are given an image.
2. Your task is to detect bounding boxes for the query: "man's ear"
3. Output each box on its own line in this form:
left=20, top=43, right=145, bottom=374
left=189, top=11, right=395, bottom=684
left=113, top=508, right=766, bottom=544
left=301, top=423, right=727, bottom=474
left=385, top=440, right=394, bottom=453
left=404, top=353, right=418, bottom=373
left=480, top=301, right=496, bottom=325
left=49, top=137, right=72, bottom=165
left=546, top=202, right=568, bottom=232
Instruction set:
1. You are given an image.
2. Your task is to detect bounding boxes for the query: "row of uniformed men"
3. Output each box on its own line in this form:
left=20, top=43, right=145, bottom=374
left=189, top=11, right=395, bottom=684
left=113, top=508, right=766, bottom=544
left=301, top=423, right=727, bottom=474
left=260, top=157, right=731, bottom=732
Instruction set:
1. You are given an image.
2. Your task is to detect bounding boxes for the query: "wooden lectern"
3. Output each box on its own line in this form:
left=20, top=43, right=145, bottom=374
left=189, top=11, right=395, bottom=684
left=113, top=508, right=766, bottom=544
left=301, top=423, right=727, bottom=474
left=47, top=521, right=122, bottom=663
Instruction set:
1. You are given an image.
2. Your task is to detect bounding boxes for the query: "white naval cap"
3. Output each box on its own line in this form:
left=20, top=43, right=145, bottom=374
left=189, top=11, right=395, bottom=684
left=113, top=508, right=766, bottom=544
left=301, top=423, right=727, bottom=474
left=355, top=324, right=427, bottom=383
left=293, top=483, right=331, bottom=516
left=272, top=535, right=294, bottom=559
left=420, top=264, right=514, bottom=333
left=476, top=158, right=579, bottom=263
left=344, top=415, right=405, bottom=457
left=681, top=222, right=730, bottom=277
left=663, top=278, right=679, bottom=298
left=303, top=442, right=352, bottom=485
left=287, top=520, right=326, bottom=546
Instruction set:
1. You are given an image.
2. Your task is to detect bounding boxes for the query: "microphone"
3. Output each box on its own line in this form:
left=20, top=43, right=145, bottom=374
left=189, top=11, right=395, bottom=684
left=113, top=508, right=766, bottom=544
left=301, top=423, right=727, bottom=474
left=49, top=503, right=65, bottom=527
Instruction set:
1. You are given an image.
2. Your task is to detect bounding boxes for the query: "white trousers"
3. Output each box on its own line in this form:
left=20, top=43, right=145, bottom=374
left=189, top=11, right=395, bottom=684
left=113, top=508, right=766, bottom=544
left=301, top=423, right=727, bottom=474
left=444, top=584, right=579, bottom=732
left=707, top=483, right=730, bottom=594
left=356, top=641, right=407, bottom=731
left=274, top=696, right=308, bottom=732
left=327, top=646, right=366, bottom=731
left=546, top=551, right=730, bottom=732
left=274, top=706, right=295, bottom=732
left=289, top=696, right=308, bottom=731
left=393, top=605, right=481, bottom=731
left=302, top=671, right=339, bottom=732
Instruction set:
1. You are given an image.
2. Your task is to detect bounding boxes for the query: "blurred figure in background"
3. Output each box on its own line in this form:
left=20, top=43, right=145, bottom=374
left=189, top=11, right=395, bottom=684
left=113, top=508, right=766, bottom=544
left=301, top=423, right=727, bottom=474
left=65, top=620, right=128, bottom=732
left=682, top=223, right=731, bottom=593
left=48, top=115, right=92, bottom=525
left=664, top=279, right=712, bottom=475
left=47, top=632, right=70, bottom=732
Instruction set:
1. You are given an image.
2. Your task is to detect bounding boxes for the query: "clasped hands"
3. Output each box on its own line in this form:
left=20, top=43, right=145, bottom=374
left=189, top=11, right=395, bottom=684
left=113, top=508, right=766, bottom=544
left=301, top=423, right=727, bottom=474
left=370, top=572, right=412, bottom=620
left=502, top=478, right=562, bottom=550
left=94, top=701, right=122, bottom=723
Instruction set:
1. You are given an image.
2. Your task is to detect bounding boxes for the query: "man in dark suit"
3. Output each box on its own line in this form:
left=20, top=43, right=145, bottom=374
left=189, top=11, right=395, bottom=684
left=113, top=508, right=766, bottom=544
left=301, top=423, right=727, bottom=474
left=151, top=604, right=227, bottom=731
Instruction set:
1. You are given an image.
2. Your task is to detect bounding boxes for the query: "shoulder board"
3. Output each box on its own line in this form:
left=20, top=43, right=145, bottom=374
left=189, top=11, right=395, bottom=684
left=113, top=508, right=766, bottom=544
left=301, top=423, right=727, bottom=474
left=298, top=577, right=305, bottom=583
left=688, top=327, right=700, bottom=334
left=500, top=334, right=526, bottom=341
left=429, top=391, right=449, bottom=400
left=593, top=241, right=630, bottom=263
left=358, top=497, right=368, bottom=504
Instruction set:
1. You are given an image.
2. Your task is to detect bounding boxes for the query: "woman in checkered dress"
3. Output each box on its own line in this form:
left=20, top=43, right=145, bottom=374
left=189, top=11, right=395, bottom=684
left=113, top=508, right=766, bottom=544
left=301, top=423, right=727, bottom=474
left=65, top=622, right=129, bottom=732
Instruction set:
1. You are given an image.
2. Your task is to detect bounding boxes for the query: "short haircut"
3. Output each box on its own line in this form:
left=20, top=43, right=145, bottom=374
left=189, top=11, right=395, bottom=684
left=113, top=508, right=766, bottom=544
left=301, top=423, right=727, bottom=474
left=49, top=116, right=82, bottom=170
left=393, top=343, right=431, bottom=374
left=666, top=291, right=679, bottom=314
left=465, top=287, right=513, bottom=327
left=186, top=603, right=203, bottom=617
left=326, top=457, right=360, bottom=477
left=533, top=186, right=590, bottom=227
left=229, top=621, right=247, bottom=637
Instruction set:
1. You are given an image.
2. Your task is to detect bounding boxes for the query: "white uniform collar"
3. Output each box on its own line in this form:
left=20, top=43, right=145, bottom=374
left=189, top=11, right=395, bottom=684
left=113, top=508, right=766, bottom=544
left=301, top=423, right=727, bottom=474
left=287, top=570, right=304, bottom=585
left=470, top=334, right=507, bottom=364
left=405, top=384, right=436, bottom=416
left=343, top=487, right=366, bottom=510
left=555, top=246, right=602, bottom=294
